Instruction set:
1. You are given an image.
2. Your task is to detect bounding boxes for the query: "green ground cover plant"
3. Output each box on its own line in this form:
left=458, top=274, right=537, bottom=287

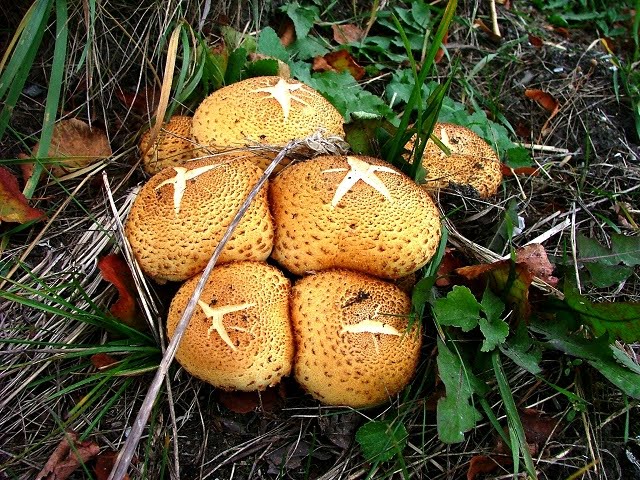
left=1, top=0, right=639, bottom=479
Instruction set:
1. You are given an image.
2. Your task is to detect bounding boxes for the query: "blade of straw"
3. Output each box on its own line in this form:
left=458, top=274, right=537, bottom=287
left=108, top=141, right=298, bottom=480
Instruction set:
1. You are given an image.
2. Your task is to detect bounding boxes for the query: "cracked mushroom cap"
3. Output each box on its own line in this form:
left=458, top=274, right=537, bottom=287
left=167, top=261, right=293, bottom=391
left=139, top=115, right=198, bottom=175
left=407, top=122, right=503, bottom=198
left=192, top=76, right=345, bottom=170
left=125, top=157, right=274, bottom=283
left=269, top=155, right=441, bottom=280
left=291, top=269, right=421, bottom=407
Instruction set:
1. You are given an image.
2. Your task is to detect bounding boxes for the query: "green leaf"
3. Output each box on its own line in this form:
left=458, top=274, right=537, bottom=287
left=436, top=338, right=483, bottom=443
left=530, top=313, right=640, bottom=399
left=564, top=282, right=640, bottom=342
left=280, top=2, right=319, bottom=38
left=243, top=58, right=280, bottom=78
left=500, top=322, right=542, bottom=375
left=356, top=420, right=408, bottom=462
left=479, top=289, right=508, bottom=352
left=288, top=37, right=328, bottom=61
left=611, top=234, right=640, bottom=266
left=578, top=233, right=617, bottom=266
left=224, top=47, right=247, bottom=84
left=432, top=285, right=481, bottom=332
left=505, top=146, right=532, bottom=168
left=257, top=27, right=289, bottom=63
left=586, top=263, right=634, bottom=288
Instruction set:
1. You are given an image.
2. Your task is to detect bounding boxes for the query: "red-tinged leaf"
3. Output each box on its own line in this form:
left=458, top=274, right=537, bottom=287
left=31, top=118, right=112, bottom=177
left=528, top=34, right=544, bottom=48
left=525, top=89, right=560, bottom=116
left=115, top=85, right=161, bottom=116
left=552, top=26, right=570, bottom=39
left=98, top=254, right=145, bottom=330
left=216, top=384, right=286, bottom=414
left=434, top=31, right=449, bottom=63
left=520, top=408, right=561, bottom=449
left=279, top=18, right=296, bottom=46
left=436, top=248, right=466, bottom=287
left=516, top=244, right=558, bottom=287
left=90, top=353, right=119, bottom=370
left=467, top=454, right=511, bottom=480
left=0, top=166, right=45, bottom=224
left=94, top=450, right=130, bottom=480
left=456, top=260, right=534, bottom=321
left=515, top=121, right=532, bottom=138
left=332, top=23, right=366, bottom=44
left=36, top=431, right=100, bottom=480
left=313, top=50, right=365, bottom=80
left=500, top=164, right=540, bottom=177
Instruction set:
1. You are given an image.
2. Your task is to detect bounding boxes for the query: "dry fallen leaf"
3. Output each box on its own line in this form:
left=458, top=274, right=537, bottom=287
left=98, top=254, right=145, bottom=330
left=312, top=50, right=365, bottom=80
left=500, top=164, right=540, bottom=177
left=216, top=384, right=286, bottom=414
left=436, top=248, right=466, bottom=287
left=31, top=118, right=111, bottom=177
left=434, top=31, right=449, bottom=64
left=516, top=244, right=558, bottom=287
left=332, top=23, right=366, bottom=44
left=528, top=34, right=544, bottom=48
left=525, top=88, right=560, bottom=135
left=279, top=18, right=296, bottom=46
left=0, top=166, right=46, bottom=224
left=116, top=85, right=161, bottom=116
left=94, top=450, right=130, bottom=480
left=36, top=431, right=100, bottom=480
left=90, top=353, right=119, bottom=371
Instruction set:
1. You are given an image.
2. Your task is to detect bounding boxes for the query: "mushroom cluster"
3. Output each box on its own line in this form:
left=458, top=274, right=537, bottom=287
left=125, top=74, right=502, bottom=408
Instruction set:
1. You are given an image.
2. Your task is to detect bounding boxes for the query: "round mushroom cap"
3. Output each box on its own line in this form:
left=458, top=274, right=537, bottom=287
left=125, top=156, right=274, bottom=283
left=407, top=122, right=503, bottom=198
left=192, top=76, right=345, bottom=171
left=167, top=261, right=293, bottom=391
left=269, top=155, right=441, bottom=280
left=139, top=115, right=199, bottom=175
left=291, top=269, right=421, bottom=407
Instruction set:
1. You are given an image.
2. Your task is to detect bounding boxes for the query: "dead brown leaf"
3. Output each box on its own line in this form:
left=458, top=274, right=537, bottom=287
left=500, top=164, right=540, bottom=177
left=434, top=31, right=449, bottom=64
left=278, top=18, right=296, bottom=46
left=115, top=85, right=161, bottom=116
left=312, top=50, right=365, bottom=80
left=98, top=254, right=145, bottom=330
left=332, top=23, right=366, bottom=44
left=31, top=118, right=111, bottom=178
left=90, top=353, right=119, bottom=371
left=0, top=166, right=46, bottom=224
left=216, top=384, right=286, bottom=414
left=528, top=34, right=544, bottom=48
left=525, top=88, right=560, bottom=135
left=436, top=248, right=466, bottom=287
left=94, top=450, right=130, bottom=480
left=516, top=244, right=558, bottom=287
left=36, top=431, right=100, bottom=480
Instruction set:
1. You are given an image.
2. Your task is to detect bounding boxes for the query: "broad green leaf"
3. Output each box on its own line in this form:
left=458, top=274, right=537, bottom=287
left=479, top=289, right=508, bottom=351
left=531, top=313, right=640, bottom=399
left=436, top=338, right=483, bottom=443
left=611, top=234, right=640, bottom=266
left=578, top=233, right=617, bottom=266
left=505, top=146, right=532, bottom=168
left=356, top=420, right=408, bottom=462
left=257, top=27, right=289, bottom=63
left=500, top=322, right=542, bottom=375
left=280, top=2, right=318, bottom=38
left=564, top=282, right=640, bottom=342
left=243, top=58, right=280, bottom=78
left=432, top=285, right=481, bottom=332
left=224, top=47, right=246, bottom=84
left=287, top=37, right=329, bottom=61
left=586, top=263, right=634, bottom=288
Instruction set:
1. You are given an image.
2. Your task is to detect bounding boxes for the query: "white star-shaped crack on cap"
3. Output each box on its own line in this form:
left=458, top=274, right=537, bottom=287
left=340, top=304, right=401, bottom=354
left=251, top=78, right=310, bottom=121
left=155, top=164, right=223, bottom=215
left=322, top=156, right=400, bottom=208
left=197, top=300, right=255, bottom=351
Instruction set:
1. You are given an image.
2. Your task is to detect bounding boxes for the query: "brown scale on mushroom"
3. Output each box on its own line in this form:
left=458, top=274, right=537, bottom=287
left=124, top=156, right=274, bottom=283
left=139, top=115, right=200, bottom=175
left=406, top=122, right=503, bottom=198
left=166, top=261, right=293, bottom=392
left=191, top=76, right=345, bottom=171
left=291, top=269, right=421, bottom=408
left=269, top=155, right=441, bottom=280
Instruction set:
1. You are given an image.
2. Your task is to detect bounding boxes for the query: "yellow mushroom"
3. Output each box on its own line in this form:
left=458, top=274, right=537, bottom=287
left=167, top=261, right=293, bottom=391
left=139, top=115, right=199, bottom=175
left=291, top=269, right=421, bottom=408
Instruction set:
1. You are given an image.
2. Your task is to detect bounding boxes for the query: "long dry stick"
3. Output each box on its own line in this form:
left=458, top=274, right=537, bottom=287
left=108, top=141, right=299, bottom=480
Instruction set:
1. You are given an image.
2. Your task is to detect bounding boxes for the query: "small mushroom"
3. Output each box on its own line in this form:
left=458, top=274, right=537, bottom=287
left=139, top=115, right=199, bottom=175
left=167, top=261, right=293, bottom=391
left=291, top=269, right=421, bottom=408
left=192, top=76, right=345, bottom=171
left=124, top=156, right=274, bottom=283
left=269, top=155, right=441, bottom=280
left=407, top=122, right=503, bottom=198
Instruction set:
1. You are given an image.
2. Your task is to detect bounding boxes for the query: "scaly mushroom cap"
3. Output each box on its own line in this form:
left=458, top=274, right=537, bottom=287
left=291, top=269, right=421, bottom=407
left=269, top=155, right=441, bottom=280
left=192, top=76, right=345, bottom=170
left=167, top=261, right=293, bottom=391
left=407, top=122, right=503, bottom=198
left=139, top=115, right=198, bottom=175
left=125, top=157, right=274, bottom=283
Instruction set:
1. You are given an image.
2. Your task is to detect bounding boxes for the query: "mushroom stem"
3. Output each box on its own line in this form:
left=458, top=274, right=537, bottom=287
left=107, top=141, right=299, bottom=480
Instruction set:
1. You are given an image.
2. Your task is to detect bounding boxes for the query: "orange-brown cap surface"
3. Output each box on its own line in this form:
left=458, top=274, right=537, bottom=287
left=139, top=115, right=198, bottom=175
left=192, top=76, right=345, bottom=170
left=125, top=157, right=274, bottom=283
left=269, top=155, right=441, bottom=279
left=291, top=269, right=421, bottom=407
left=167, top=261, right=293, bottom=391
left=407, top=122, right=503, bottom=198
